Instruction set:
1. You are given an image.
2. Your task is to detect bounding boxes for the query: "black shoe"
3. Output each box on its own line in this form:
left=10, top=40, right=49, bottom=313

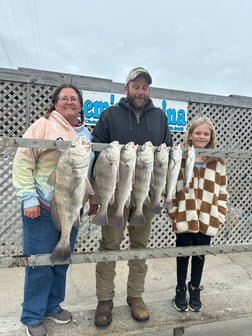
left=188, top=281, right=203, bottom=312
left=94, top=300, right=113, bottom=327
left=173, top=286, right=188, bottom=312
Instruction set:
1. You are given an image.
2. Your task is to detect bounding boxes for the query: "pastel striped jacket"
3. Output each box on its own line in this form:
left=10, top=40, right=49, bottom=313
left=12, top=111, right=92, bottom=209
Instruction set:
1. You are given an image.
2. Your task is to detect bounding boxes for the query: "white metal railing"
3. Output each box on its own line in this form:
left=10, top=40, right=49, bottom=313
left=0, top=244, right=251, bottom=268
left=1, top=136, right=251, bottom=158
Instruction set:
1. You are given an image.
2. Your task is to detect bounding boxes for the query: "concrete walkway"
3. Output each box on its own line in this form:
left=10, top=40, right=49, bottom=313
left=0, top=252, right=252, bottom=335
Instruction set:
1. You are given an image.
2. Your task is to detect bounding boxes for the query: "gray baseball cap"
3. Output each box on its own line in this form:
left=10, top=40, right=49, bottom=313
left=126, top=67, right=152, bottom=85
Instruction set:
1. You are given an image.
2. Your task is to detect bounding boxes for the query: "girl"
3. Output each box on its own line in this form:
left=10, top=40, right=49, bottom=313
left=167, top=116, right=228, bottom=312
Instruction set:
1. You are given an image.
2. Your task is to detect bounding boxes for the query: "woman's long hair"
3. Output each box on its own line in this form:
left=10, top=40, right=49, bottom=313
left=44, top=84, right=84, bottom=125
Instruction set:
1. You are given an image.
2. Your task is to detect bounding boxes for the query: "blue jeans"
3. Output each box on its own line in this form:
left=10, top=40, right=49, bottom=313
left=20, top=205, right=78, bottom=326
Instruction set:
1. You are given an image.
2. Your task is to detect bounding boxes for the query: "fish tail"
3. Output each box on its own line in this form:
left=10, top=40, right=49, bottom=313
left=92, top=211, right=109, bottom=226
left=163, top=198, right=173, bottom=210
left=184, top=186, right=189, bottom=193
left=109, top=212, right=125, bottom=227
left=50, top=245, right=71, bottom=262
left=129, top=212, right=146, bottom=226
left=150, top=202, right=162, bottom=214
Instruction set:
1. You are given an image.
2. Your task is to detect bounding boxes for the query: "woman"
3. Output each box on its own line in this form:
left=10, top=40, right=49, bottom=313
left=12, top=84, right=96, bottom=336
left=167, top=116, right=228, bottom=313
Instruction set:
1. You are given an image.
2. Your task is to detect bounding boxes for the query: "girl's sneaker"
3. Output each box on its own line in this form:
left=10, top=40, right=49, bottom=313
left=173, top=286, right=188, bottom=312
left=188, top=281, right=203, bottom=312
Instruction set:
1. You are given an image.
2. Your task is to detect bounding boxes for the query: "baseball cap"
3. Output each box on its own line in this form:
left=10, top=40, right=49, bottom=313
left=126, top=67, right=152, bottom=85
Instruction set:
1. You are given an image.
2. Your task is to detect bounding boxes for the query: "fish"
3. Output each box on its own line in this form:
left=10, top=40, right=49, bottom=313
left=164, top=144, right=182, bottom=210
left=129, top=141, right=154, bottom=226
left=110, top=142, right=138, bottom=227
left=149, top=143, right=170, bottom=214
left=49, top=137, right=94, bottom=262
left=92, top=140, right=120, bottom=226
left=184, top=145, right=195, bottom=193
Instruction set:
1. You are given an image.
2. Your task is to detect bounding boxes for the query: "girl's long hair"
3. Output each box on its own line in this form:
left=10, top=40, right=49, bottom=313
left=184, top=116, right=217, bottom=149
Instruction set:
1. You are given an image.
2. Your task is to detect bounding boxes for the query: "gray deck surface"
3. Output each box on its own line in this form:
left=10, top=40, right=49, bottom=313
left=0, top=252, right=252, bottom=335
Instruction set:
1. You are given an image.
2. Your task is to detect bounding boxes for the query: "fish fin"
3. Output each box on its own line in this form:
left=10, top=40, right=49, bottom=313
left=169, top=158, right=175, bottom=171
left=129, top=212, right=146, bottom=226
left=150, top=202, right=162, bottom=214
left=149, top=183, right=154, bottom=195
left=50, top=245, right=71, bottom=263
left=50, top=197, right=61, bottom=231
left=132, top=170, right=136, bottom=184
left=109, top=194, right=115, bottom=205
left=163, top=198, right=173, bottom=210
left=82, top=179, right=95, bottom=205
left=125, top=195, right=131, bottom=208
left=48, top=169, right=56, bottom=186
left=69, top=177, right=83, bottom=196
left=92, top=211, right=109, bottom=226
left=73, top=216, right=80, bottom=228
left=184, top=186, right=189, bottom=193
left=130, top=194, right=136, bottom=207
left=109, top=213, right=125, bottom=227
left=144, top=194, right=151, bottom=206
left=86, top=179, right=94, bottom=195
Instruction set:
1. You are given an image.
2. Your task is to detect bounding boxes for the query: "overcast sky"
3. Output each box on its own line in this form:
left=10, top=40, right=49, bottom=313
left=1, top=0, right=252, bottom=97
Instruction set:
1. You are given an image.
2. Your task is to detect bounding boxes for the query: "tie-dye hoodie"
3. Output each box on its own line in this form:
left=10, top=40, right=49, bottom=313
left=12, top=110, right=92, bottom=209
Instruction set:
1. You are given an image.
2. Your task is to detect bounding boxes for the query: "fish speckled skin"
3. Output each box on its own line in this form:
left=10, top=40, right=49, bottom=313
left=92, top=141, right=120, bottom=226
left=184, top=145, right=195, bottom=193
left=129, top=141, right=154, bottom=226
left=110, top=142, right=138, bottom=227
left=164, top=144, right=182, bottom=210
left=49, top=137, right=93, bottom=262
left=150, top=143, right=170, bottom=214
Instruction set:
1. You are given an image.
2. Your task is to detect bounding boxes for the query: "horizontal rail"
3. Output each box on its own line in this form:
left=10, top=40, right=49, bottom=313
left=0, top=244, right=251, bottom=268
left=0, top=136, right=251, bottom=158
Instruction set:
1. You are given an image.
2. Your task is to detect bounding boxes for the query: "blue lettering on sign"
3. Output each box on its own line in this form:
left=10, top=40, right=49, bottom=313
left=161, top=100, right=186, bottom=126
left=83, top=93, right=186, bottom=131
left=83, top=94, right=116, bottom=120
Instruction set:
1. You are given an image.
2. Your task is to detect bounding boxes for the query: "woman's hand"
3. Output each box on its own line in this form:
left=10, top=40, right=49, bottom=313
left=24, top=205, right=41, bottom=219
left=87, top=194, right=98, bottom=216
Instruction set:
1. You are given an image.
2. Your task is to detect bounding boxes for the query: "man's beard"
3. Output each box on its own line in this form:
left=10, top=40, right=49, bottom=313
left=127, top=95, right=148, bottom=110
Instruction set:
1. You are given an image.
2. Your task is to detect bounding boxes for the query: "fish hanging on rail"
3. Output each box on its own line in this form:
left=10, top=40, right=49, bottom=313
left=129, top=141, right=154, bottom=226
left=164, top=144, right=182, bottom=210
left=149, top=143, right=170, bottom=214
left=184, top=145, right=195, bottom=193
left=49, top=137, right=93, bottom=262
left=110, top=142, right=138, bottom=227
left=92, top=141, right=121, bottom=226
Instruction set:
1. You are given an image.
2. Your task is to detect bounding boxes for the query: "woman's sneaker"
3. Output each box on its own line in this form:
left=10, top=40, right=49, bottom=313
left=26, top=322, right=47, bottom=336
left=173, top=286, right=188, bottom=312
left=46, top=308, right=72, bottom=324
left=188, top=281, right=203, bottom=312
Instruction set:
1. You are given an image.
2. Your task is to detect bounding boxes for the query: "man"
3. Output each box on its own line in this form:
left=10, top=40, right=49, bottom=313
left=92, top=67, right=173, bottom=327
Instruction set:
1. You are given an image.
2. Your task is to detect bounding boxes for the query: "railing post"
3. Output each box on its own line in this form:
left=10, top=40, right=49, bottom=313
left=173, top=326, right=185, bottom=336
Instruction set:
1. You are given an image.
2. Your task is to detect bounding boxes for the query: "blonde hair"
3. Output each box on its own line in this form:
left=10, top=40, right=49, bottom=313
left=184, top=116, right=217, bottom=149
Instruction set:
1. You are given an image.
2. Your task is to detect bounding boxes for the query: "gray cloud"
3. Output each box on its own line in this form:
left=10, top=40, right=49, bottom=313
left=0, top=0, right=252, bottom=96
